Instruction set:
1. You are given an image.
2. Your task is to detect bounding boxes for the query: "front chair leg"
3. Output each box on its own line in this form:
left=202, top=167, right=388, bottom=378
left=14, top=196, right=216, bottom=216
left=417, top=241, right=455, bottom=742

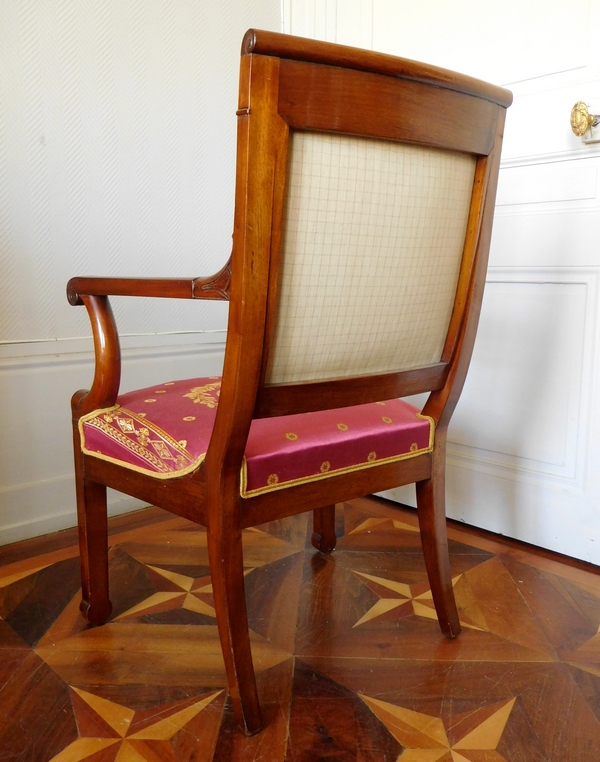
left=207, top=523, right=262, bottom=735
left=311, top=504, right=337, bottom=553
left=416, top=466, right=460, bottom=639
left=77, top=477, right=112, bottom=625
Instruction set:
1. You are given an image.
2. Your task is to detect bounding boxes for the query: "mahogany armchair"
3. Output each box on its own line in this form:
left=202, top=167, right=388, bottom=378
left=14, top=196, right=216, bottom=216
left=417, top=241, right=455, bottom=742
left=67, top=30, right=511, bottom=735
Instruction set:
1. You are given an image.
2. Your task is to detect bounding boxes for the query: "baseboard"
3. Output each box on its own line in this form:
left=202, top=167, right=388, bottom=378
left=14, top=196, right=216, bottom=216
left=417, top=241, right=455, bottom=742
left=0, top=476, right=148, bottom=546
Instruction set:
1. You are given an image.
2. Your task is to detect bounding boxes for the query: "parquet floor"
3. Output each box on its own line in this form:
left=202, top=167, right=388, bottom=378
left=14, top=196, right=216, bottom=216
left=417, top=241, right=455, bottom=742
left=1, top=497, right=600, bottom=761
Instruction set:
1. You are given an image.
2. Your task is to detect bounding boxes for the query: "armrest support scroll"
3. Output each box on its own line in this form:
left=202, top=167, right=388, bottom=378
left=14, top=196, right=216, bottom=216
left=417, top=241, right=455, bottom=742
left=71, top=295, right=121, bottom=417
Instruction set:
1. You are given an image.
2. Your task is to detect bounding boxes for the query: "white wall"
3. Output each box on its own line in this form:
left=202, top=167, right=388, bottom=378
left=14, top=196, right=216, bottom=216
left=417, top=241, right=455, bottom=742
left=0, top=0, right=280, bottom=544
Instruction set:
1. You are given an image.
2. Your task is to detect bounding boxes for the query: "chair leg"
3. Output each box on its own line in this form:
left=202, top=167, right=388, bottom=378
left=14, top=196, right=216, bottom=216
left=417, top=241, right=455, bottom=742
left=76, top=477, right=112, bottom=625
left=311, top=504, right=337, bottom=552
left=416, top=461, right=461, bottom=639
left=207, top=523, right=262, bottom=735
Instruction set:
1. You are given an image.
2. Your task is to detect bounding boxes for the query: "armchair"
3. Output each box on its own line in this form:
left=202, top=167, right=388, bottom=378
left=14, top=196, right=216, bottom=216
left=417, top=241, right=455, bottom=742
left=68, top=29, right=511, bottom=735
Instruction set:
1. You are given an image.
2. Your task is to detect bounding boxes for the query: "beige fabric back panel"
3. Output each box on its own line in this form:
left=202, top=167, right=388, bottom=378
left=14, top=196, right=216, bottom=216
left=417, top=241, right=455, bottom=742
left=266, top=132, right=477, bottom=385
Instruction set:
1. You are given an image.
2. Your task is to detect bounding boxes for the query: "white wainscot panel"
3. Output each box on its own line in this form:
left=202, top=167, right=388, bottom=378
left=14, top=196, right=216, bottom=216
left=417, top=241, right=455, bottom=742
left=496, top=163, right=598, bottom=207
left=448, top=274, right=592, bottom=486
left=490, top=210, right=600, bottom=269
left=283, top=0, right=338, bottom=40
left=283, top=0, right=373, bottom=47
left=0, top=336, right=225, bottom=545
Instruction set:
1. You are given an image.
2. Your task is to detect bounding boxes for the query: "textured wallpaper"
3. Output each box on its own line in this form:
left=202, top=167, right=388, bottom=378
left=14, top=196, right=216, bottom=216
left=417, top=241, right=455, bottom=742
left=0, top=0, right=280, bottom=343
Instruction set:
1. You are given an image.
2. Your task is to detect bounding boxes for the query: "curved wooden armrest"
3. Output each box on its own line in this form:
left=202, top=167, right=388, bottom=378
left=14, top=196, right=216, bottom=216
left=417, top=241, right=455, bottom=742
left=67, top=260, right=231, bottom=305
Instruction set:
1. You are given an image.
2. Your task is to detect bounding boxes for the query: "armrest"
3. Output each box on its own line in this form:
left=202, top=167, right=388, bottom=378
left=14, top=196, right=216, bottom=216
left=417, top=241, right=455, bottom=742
left=67, top=260, right=231, bottom=305
left=68, top=261, right=230, bottom=417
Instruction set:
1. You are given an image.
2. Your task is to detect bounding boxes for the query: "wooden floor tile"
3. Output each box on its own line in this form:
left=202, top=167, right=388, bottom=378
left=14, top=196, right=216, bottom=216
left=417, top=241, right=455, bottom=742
left=3, top=556, right=82, bottom=647
left=1, top=497, right=600, bottom=760
left=0, top=650, right=78, bottom=760
left=213, top=660, right=294, bottom=761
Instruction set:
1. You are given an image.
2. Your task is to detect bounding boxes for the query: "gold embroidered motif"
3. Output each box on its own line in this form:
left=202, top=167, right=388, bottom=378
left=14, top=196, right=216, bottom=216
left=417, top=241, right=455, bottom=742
left=409, top=442, right=418, bottom=452
left=179, top=440, right=187, bottom=448
left=137, top=427, right=149, bottom=446
left=183, top=416, right=196, bottom=421
left=376, top=402, right=386, bottom=406
left=145, top=399, right=157, bottom=403
left=367, top=451, right=377, bottom=462
left=382, top=416, right=392, bottom=424
left=164, top=382, right=175, bottom=386
left=117, top=418, right=136, bottom=434
left=337, top=423, right=348, bottom=431
left=137, top=412, right=147, bottom=418
left=267, top=474, right=279, bottom=485
left=104, top=414, right=114, bottom=423
left=154, top=390, right=166, bottom=394
left=285, top=432, right=298, bottom=441
left=151, top=440, right=173, bottom=460
left=183, top=382, right=221, bottom=408
left=320, top=461, right=331, bottom=473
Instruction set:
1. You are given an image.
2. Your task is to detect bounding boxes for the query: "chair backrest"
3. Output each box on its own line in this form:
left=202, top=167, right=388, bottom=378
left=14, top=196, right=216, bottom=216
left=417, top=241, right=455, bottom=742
left=208, top=30, right=511, bottom=469
left=267, top=131, right=476, bottom=385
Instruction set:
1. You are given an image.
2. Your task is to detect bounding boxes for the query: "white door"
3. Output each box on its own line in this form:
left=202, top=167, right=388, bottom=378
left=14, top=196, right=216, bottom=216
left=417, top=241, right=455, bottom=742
left=283, top=0, right=600, bottom=563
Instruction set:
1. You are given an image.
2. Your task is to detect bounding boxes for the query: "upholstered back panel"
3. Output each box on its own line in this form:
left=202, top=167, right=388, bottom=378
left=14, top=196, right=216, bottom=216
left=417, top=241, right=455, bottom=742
left=265, top=131, right=477, bottom=385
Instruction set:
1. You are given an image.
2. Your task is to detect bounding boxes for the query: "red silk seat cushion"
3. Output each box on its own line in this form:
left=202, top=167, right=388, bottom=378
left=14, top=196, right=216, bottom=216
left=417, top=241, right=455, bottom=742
left=80, top=377, right=433, bottom=497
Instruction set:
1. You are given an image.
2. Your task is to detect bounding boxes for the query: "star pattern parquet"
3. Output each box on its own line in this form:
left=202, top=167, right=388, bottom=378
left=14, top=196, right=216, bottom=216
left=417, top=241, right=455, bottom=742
left=1, top=497, right=600, bottom=760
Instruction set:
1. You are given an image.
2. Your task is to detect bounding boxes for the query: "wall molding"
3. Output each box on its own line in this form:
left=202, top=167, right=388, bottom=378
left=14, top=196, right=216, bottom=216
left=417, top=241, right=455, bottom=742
left=0, top=329, right=227, bottom=363
left=501, top=149, right=600, bottom=170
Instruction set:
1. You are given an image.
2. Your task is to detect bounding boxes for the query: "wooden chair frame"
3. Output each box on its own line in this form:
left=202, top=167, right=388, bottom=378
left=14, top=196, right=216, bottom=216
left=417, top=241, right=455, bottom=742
left=67, top=30, right=511, bottom=735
